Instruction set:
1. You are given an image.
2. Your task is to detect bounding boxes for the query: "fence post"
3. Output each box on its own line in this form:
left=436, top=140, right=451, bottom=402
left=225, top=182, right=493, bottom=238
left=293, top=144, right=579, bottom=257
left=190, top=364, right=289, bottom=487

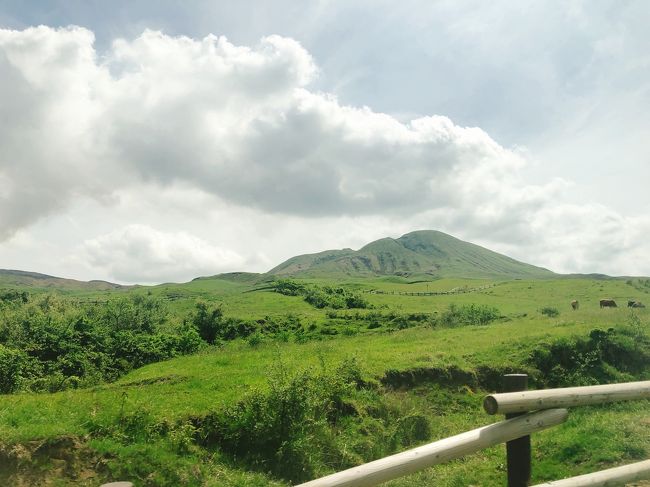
left=504, top=374, right=531, bottom=487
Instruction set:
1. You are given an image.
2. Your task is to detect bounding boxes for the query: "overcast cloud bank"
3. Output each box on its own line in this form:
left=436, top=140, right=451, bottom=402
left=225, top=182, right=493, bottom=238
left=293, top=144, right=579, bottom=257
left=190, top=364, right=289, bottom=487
left=1, top=25, right=649, bottom=282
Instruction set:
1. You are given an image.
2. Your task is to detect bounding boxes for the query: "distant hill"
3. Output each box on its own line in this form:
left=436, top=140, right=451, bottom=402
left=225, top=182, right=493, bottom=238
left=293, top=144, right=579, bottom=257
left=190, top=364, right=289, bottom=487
left=192, top=272, right=262, bottom=283
left=0, top=269, right=128, bottom=291
left=267, top=230, right=555, bottom=279
left=2, top=230, right=556, bottom=287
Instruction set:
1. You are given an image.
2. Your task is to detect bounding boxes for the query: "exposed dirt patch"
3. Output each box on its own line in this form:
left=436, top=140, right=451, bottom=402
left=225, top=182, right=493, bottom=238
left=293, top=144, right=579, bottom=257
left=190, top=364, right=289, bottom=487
left=0, top=436, right=103, bottom=486
left=119, top=374, right=187, bottom=387
left=380, top=364, right=523, bottom=392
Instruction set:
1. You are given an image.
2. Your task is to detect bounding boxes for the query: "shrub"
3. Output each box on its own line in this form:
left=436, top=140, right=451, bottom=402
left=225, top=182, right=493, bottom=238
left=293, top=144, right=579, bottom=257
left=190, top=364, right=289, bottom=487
left=528, top=328, right=650, bottom=387
left=247, top=332, right=263, bottom=347
left=279, top=282, right=369, bottom=310
left=197, top=362, right=362, bottom=482
left=0, top=345, right=36, bottom=393
left=273, top=279, right=305, bottom=296
left=304, top=288, right=331, bottom=309
left=0, top=289, right=29, bottom=304
left=438, top=304, right=501, bottom=327
left=0, top=294, right=205, bottom=393
left=192, top=302, right=224, bottom=344
left=540, top=307, right=560, bottom=318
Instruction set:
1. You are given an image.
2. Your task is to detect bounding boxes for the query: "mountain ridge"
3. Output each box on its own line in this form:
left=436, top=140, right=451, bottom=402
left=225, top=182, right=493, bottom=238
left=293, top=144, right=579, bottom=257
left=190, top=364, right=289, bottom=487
left=1, top=230, right=557, bottom=286
left=267, top=230, right=556, bottom=279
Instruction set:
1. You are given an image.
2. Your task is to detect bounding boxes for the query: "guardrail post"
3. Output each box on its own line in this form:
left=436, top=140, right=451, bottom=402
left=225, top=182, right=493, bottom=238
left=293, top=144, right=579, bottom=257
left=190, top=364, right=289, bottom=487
left=504, top=373, right=531, bottom=487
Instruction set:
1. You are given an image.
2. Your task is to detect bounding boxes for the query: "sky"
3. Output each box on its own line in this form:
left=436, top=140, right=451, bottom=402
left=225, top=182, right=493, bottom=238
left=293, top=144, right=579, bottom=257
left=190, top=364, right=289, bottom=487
left=0, top=0, right=649, bottom=284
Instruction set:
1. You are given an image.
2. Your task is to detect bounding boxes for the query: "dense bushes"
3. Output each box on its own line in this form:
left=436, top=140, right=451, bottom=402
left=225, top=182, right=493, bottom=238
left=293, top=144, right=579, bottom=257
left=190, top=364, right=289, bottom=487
left=0, top=294, right=202, bottom=393
left=0, top=289, right=29, bottom=304
left=0, top=289, right=509, bottom=395
left=529, top=327, right=650, bottom=387
left=303, top=286, right=369, bottom=309
left=0, top=345, right=36, bottom=393
left=273, top=280, right=369, bottom=309
left=192, top=302, right=225, bottom=344
left=195, top=358, right=430, bottom=483
left=273, top=279, right=305, bottom=296
left=198, top=367, right=352, bottom=480
left=438, top=303, right=501, bottom=327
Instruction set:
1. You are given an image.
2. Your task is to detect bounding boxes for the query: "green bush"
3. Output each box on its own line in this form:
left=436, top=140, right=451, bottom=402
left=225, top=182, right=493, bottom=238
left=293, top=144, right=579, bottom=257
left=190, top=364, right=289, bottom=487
left=0, top=294, right=203, bottom=393
left=275, top=281, right=369, bottom=310
left=246, top=332, right=263, bottom=347
left=438, top=304, right=501, bottom=327
left=197, top=365, right=357, bottom=482
left=528, top=328, right=650, bottom=387
left=0, top=345, right=36, bottom=393
left=0, top=288, right=29, bottom=304
left=273, top=279, right=305, bottom=296
left=192, top=302, right=224, bottom=344
left=540, top=307, right=560, bottom=317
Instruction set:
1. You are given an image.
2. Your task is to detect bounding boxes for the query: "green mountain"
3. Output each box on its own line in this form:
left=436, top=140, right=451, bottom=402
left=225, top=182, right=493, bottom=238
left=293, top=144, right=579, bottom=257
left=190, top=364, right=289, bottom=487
left=0, top=269, right=127, bottom=291
left=267, top=230, right=555, bottom=279
left=1, top=230, right=555, bottom=287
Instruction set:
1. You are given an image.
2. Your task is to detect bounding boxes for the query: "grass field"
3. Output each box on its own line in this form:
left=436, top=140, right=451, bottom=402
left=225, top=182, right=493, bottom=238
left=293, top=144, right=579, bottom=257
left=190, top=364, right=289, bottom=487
left=0, top=274, right=649, bottom=486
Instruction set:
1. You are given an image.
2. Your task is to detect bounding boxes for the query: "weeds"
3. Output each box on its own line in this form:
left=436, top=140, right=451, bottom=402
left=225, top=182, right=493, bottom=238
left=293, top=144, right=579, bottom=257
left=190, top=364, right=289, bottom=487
left=437, top=304, right=501, bottom=327
left=540, top=306, right=560, bottom=317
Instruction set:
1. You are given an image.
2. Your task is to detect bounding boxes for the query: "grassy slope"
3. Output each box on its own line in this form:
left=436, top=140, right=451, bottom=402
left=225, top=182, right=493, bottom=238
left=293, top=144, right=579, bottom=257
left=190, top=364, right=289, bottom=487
left=1, top=275, right=649, bottom=485
left=2, top=277, right=646, bottom=439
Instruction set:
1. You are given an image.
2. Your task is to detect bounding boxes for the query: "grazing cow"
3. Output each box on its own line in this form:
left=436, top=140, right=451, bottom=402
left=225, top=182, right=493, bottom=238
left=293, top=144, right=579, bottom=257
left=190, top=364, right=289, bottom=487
left=629, top=301, right=646, bottom=308
left=571, top=300, right=579, bottom=310
left=600, top=299, right=617, bottom=308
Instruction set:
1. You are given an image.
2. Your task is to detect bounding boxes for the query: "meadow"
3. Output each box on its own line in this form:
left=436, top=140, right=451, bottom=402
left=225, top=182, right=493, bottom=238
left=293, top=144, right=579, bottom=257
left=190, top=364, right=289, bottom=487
left=0, top=274, right=649, bottom=486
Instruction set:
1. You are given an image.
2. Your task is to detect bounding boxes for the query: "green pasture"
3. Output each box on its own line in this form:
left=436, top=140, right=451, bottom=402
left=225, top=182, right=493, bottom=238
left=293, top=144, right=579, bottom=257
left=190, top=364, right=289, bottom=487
left=0, top=275, right=649, bottom=486
left=134, top=276, right=649, bottom=329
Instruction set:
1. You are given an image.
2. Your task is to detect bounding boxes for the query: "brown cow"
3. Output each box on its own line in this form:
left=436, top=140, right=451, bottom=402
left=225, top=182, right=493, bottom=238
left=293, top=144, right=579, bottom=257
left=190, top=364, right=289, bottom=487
left=600, top=299, right=617, bottom=308
left=571, top=300, right=579, bottom=310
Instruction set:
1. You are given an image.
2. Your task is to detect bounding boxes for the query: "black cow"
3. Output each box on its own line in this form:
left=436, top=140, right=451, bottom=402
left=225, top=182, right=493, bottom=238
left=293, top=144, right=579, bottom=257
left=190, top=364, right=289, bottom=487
left=600, top=299, right=617, bottom=308
left=628, top=300, right=646, bottom=308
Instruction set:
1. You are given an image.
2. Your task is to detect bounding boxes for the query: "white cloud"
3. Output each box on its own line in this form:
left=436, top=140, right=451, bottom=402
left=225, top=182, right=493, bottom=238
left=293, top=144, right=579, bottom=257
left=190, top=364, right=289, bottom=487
left=82, top=224, right=245, bottom=283
left=0, top=24, right=649, bottom=281
left=0, top=25, right=534, bottom=226
left=0, top=26, right=114, bottom=239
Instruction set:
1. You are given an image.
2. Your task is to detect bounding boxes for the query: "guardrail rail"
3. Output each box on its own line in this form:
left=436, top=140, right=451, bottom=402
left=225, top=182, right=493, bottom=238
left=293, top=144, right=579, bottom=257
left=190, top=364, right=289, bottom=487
left=297, top=375, right=650, bottom=487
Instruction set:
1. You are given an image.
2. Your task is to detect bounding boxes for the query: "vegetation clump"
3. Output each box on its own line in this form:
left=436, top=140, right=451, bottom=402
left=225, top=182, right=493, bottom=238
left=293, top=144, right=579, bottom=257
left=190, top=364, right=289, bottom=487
left=195, top=358, right=428, bottom=483
left=437, top=303, right=501, bottom=327
left=529, top=327, right=650, bottom=387
left=0, top=294, right=202, bottom=393
left=0, top=288, right=29, bottom=304
left=540, top=306, right=560, bottom=317
left=273, top=279, right=369, bottom=309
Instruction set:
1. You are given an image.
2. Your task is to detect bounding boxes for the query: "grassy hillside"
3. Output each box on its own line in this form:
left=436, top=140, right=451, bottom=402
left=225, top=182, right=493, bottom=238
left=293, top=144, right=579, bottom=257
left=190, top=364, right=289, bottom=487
left=1, top=273, right=649, bottom=486
left=268, top=230, right=555, bottom=279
